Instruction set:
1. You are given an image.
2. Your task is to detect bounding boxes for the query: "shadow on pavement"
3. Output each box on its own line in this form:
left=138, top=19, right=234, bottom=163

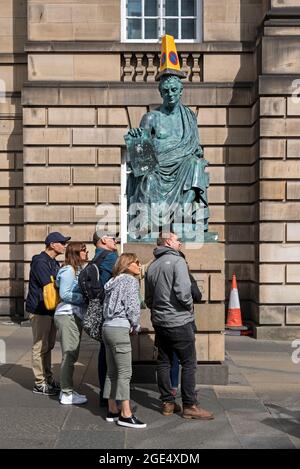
left=0, top=363, right=62, bottom=392
left=263, top=403, right=300, bottom=440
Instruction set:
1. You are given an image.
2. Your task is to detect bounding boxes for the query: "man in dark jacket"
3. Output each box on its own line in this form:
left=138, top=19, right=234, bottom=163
left=92, top=230, right=119, bottom=407
left=26, top=232, right=71, bottom=395
left=145, top=232, right=214, bottom=420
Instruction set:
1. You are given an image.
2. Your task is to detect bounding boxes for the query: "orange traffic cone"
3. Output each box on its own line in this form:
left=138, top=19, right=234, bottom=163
left=226, top=274, right=248, bottom=331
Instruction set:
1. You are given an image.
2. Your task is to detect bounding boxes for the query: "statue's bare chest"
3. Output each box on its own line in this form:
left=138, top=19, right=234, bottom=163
left=154, top=112, right=183, bottom=141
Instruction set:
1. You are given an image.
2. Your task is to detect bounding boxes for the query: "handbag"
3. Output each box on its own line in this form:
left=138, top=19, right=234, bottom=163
left=82, top=298, right=104, bottom=342
left=43, top=275, right=60, bottom=310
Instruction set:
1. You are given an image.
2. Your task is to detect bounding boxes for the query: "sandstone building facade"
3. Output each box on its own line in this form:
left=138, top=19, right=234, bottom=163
left=1, top=0, right=300, bottom=360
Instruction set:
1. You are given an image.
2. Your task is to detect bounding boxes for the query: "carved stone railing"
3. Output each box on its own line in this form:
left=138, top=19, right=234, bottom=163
left=121, top=52, right=203, bottom=82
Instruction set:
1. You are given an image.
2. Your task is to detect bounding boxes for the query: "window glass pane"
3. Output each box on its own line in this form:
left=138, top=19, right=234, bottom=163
left=145, top=0, right=157, bottom=16
left=128, top=0, right=142, bottom=16
left=165, top=19, right=178, bottom=38
left=181, top=18, right=196, bottom=39
left=128, top=18, right=142, bottom=39
left=165, top=0, right=178, bottom=16
left=145, top=19, right=158, bottom=38
left=182, top=0, right=196, bottom=16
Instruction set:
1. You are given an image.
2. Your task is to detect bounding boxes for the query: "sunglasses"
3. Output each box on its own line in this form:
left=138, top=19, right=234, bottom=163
left=130, top=260, right=141, bottom=266
left=107, top=236, right=121, bottom=243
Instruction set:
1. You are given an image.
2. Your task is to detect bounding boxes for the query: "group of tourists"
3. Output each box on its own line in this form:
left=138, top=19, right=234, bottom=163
left=26, top=230, right=214, bottom=430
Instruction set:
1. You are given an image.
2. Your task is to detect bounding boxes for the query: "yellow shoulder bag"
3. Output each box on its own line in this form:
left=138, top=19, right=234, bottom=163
left=43, top=275, right=60, bottom=310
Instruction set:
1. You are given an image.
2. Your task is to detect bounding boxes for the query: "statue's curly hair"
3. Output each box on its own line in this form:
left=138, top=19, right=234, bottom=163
left=158, top=74, right=183, bottom=94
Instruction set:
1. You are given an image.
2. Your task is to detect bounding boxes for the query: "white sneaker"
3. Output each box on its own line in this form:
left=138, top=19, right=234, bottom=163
left=73, top=391, right=87, bottom=399
left=59, top=390, right=86, bottom=400
left=60, top=392, right=87, bottom=405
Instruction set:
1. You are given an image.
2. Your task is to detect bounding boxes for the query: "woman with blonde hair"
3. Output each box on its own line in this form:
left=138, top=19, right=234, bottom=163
left=102, top=253, right=146, bottom=429
left=55, top=242, right=88, bottom=405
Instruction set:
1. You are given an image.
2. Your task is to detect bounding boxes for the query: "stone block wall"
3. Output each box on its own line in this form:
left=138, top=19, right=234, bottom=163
left=22, top=81, right=258, bottom=322
left=27, top=0, right=268, bottom=43
left=28, top=0, right=120, bottom=41
left=204, top=0, right=270, bottom=41
left=0, top=1, right=27, bottom=317
left=256, top=7, right=300, bottom=338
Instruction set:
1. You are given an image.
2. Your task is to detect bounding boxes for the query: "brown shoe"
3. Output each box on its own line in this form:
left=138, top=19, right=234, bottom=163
left=182, top=405, right=214, bottom=420
left=162, top=402, right=182, bottom=416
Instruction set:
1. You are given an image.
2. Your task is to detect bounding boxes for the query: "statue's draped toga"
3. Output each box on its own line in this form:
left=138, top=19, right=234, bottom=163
left=127, top=104, right=210, bottom=232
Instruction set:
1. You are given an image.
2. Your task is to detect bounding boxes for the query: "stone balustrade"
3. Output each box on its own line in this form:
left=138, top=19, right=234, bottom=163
left=121, top=52, right=203, bottom=82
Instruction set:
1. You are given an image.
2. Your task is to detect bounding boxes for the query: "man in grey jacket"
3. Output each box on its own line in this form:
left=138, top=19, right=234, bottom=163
left=145, top=232, right=214, bottom=420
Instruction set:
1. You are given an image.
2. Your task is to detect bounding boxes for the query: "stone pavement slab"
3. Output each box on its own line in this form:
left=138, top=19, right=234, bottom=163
left=225, top=411, right=284, bottom=437
left=125, top=416, right=242, bottom=449
left=54, top=430, right=126, bottom=449
left=213, top=385, right=257, bottom=399
left=0, top=407, right=69, bottom=439
left=0, top=437, right=56, bottom=449
left=218, top=398, right=268, bottom=413
left=253, top=383, right=300, bottom=408
left=0, top=323, right=299, bottom=449
left=237, top=436, right=295, bottom=449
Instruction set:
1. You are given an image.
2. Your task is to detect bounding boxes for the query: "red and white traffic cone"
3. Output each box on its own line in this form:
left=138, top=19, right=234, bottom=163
left=226, top=274, right=248, bottom=331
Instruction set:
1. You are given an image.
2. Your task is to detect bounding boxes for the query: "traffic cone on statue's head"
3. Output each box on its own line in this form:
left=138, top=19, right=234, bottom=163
left=156, top=34, right=186, bottom=81
left=226, top=274, right=248, bottom=331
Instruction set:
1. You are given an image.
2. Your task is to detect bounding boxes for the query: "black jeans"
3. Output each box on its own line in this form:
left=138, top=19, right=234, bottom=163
left=154, top=322, right=197, bottom=406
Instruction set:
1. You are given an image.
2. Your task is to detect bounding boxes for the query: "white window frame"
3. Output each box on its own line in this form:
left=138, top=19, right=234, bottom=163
left=121, top=0, right=203, bottom=43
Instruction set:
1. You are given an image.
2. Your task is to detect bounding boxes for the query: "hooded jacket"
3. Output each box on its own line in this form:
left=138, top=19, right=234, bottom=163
left=145, top=247, right=194, bottom=328
left=103, top=273, right=141, bottom=331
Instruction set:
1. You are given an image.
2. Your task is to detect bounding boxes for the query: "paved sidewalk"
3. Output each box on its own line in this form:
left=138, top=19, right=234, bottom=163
left=0, top=322, right=299, bottom=449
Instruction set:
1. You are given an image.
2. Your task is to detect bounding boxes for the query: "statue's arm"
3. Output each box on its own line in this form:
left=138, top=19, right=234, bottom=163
left=126, top=112, right=156, bottom=139
left=140, top=113, right=156, bottom=133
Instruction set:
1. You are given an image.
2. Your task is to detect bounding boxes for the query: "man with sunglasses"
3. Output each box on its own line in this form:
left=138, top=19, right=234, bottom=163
left=92, top=230, right=119, bottom=407
left=26, top=232, right=71, bottom=395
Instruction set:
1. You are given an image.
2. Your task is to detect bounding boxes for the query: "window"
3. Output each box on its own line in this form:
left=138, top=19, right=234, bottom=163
left=122, top=0, right=202, bottom=42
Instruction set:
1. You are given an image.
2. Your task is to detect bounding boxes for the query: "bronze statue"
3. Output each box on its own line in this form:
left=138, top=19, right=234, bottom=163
left=124, top=36, right=215, bottom=242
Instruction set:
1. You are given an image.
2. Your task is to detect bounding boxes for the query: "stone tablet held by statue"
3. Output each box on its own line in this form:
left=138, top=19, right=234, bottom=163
left=124, top=130, right=158, bottom=178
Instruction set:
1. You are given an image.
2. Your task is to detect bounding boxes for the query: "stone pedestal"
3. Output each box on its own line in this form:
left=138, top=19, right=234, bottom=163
left=124, top=242, right=227, bottom=385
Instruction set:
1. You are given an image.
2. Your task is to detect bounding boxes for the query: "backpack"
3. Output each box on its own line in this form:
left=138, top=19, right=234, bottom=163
left=78, top=250, right=110, bottom=302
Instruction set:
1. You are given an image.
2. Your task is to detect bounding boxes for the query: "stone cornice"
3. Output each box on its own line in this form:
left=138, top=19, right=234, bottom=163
left=266, top=7, right=300, bottom=19
left=0, top=53, right=27, bottom=64
left=24, top=41, right=256, bottom=54
left=265, top=18, right=300, bottom=26
left=22, top=81, right=257, bottom=107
